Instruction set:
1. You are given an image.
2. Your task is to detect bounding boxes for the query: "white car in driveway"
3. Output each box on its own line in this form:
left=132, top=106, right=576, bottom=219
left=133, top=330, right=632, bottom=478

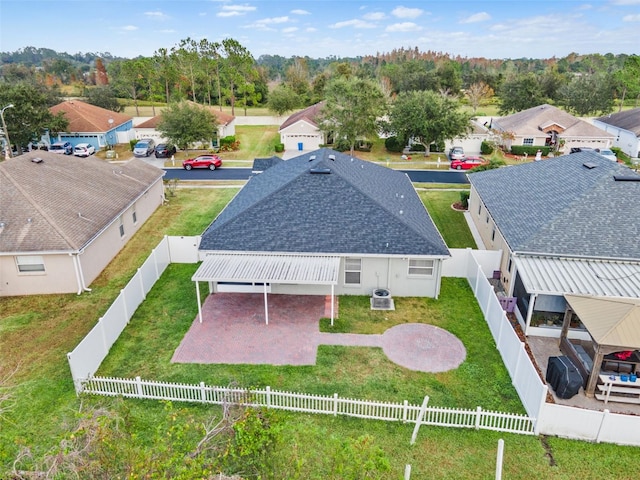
left=73, top=143, right=96, bottom=157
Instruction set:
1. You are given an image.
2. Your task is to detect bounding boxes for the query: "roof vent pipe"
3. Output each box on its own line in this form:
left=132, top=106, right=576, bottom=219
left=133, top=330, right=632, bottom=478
left=328, top=155, right=335, bottom=161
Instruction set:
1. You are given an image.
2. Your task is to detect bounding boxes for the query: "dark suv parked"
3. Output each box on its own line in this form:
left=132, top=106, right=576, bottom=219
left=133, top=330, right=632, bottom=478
left=154, top=143, right=177, bottom=158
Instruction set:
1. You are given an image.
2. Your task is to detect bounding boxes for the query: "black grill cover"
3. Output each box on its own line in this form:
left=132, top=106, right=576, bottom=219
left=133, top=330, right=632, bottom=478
left=546, top=356, right=583, bottom=399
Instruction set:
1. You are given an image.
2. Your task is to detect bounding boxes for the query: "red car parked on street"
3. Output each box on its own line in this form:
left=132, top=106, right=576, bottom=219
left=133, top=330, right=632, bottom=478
left=182, top=154, right=222, bottom=170
left=450, top=156, right=487, bottom=170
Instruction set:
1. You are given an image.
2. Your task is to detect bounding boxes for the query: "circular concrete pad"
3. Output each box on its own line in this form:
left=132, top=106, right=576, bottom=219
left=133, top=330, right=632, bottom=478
left=381, top=323, right=466, bottom=373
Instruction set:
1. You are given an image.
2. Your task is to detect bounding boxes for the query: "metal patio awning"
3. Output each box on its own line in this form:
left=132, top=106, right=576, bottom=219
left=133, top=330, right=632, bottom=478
left=192, top=253, right=340, bottom=284
left=514, top=255, right=640, bottom=298
left=191, top=253, right=340, bottom=325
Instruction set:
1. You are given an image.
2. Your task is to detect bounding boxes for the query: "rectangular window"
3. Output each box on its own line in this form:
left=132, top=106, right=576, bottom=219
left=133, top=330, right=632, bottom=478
left=119, top=216, right=125, bottom=237
left=132, top=205, right=137, bottom=224
left=491, top=226, right=496, bottom=241
left=344, top=258, right=362, bottom=285
left=477, top=203, right=482, bottom=215
left=523, top=138, right=534, bottom=145
left=486, top=212, right=490, bottom=223
left=507, top=258, right=513, bottom=273
left=16, top=255, right=45, bottom=273
left=408, top=258, right=434, bottom=276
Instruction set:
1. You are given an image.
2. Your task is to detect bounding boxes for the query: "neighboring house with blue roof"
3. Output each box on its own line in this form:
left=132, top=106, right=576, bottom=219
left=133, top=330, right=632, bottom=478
left=49, top=100, right=133, bottom=151
left=195, top=148, right=450, bottom=301
left=467, top=151, right=640, bottom=337
left=593, top=107, right=640, bottom=159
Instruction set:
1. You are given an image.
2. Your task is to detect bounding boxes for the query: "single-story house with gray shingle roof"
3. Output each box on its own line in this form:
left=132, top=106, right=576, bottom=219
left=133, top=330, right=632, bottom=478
left=467, top=151, right=640, bottom=337
left=0, top=151, right=165, bottom=296
left=593, top=107, right=640, bottom=159
left=491, top=104, right=614, bottom=155
left=279, top=102, right=326, bottom=152
left=192, top=148, right=449, bottom=321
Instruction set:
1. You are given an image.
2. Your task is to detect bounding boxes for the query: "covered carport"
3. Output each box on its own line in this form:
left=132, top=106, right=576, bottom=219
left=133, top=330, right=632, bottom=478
left=191, top=253, right=340, bottom=325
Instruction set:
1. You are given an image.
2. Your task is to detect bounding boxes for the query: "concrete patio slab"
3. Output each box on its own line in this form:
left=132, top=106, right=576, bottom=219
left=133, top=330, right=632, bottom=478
left=172, top=293, right=466, bottom=373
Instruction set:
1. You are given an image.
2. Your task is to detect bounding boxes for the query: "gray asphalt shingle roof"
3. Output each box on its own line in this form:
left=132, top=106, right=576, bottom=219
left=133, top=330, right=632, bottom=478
left=595, top=108, right=640, bottom=136
left=468, top=151, right=640, bottom=260
left=200, top=148, right=449, bottom=257
left=0, top=151, right=164, bottom=253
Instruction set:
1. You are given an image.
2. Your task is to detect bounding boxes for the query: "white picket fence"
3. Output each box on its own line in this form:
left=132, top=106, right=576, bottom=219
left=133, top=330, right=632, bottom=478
left=80, top=376, right=535, bottom=435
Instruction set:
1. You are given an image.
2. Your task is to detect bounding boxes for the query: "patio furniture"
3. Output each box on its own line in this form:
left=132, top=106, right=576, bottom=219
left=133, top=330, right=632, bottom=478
left=595, top=374, right=640, bottom=404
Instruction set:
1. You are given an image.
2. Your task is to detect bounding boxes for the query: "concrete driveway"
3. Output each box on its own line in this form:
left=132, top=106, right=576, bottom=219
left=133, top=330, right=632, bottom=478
left=172, top=293, right=466, bottom=373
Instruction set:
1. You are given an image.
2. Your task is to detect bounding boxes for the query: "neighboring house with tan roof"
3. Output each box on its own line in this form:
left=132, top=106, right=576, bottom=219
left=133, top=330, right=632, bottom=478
left=279, top=102, right=326, bottom=152
left=491, top=104, right=614, bottom=154
left=134, top=103, right=235, bottom=149
left=49, top=100, right=134, bottom=151
left=0, top=151, right=165, bottom=296
left=593, top=107, right=640, bottom=159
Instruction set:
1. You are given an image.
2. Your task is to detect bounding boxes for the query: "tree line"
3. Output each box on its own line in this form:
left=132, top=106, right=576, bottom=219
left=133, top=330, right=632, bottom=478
left=1, top=40, right=639, bottom=156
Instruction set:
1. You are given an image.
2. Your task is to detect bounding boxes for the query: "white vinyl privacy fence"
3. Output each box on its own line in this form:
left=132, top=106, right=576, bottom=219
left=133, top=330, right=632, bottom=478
left=68, top=239, right=640, bottom=445
left=67, top=236, right=197, bottom=391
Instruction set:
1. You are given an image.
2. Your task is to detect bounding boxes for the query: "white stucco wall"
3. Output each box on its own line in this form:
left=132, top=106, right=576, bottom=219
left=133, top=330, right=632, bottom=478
left=592, top=120, right=639, bottom=158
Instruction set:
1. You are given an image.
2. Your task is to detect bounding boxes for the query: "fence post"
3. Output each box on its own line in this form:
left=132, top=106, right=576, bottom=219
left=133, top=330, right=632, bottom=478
left=333, top=393, right=339, bottom=416
left=474, top=265, right=482, bottom=295
left=475, top=406, right=482, bottom=430
left=200, top=382, right=207, bottom=403
left=596, top=409, right=610, bottom=443
left=266, top=386, right=271, bottom=408
left=404, top=464, right=412, bottom=480
left=402, top=400, right=408, bottom=423
left=136, top=376, right=143, bottom=397
left=495, top=439, right=504, bottom=480
left=99, top=319, right=109, bottom=356
left=534, top=385, right=548, bottom=435
left=410, top=396, right=429, bottom=445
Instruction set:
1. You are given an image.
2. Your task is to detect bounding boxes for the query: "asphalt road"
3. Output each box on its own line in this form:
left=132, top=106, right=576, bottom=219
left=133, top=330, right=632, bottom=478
left=162, top=167, right=469, bottom=184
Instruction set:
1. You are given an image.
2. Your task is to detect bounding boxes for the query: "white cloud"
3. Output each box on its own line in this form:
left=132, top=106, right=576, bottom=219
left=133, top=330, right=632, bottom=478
left=385, top=22, right=421, bottom=32
left=218, top=4, right=256, bottom=17
left=622, top=13, right=640, bottom=20
left=291, top=9, right=310, bottom=15
left=144, top=11, right=168, bottom=19
left=363, top=12, right=386, bottom=21
left=282, top=27, right=298, bottom=33
left=460, top=12, right=491, bottom=24
left=198, top=12, right=207, bottom=17
left=121, top=25, right=138, bottom=31
left=330, top=19, right=377, bottom=29
left=256, top=16, right=290, bottom=25
left=610, top=0, right=640, bottom=4
left=391, top=6, right=423, bottom=19
left=305, top=27, right=318, bottom=33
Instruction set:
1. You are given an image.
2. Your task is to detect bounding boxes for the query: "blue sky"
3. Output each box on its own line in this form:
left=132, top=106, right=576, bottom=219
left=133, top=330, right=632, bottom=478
left=1, top=0, right=639, bottom=60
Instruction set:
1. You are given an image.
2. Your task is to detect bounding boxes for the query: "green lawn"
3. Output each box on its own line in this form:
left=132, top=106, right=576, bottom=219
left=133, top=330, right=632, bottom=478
left=1, top=187, right=638, bottom=478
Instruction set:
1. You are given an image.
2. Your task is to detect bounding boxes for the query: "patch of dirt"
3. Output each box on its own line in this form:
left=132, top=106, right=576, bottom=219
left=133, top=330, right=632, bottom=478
left=451, top=202, right=467, bottom=211
left=540, top=435, right=557, bottom=466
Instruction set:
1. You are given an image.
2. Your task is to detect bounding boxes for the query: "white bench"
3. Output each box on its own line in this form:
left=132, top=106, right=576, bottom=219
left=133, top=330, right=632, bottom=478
left=595, top=374, right=640, bottom=404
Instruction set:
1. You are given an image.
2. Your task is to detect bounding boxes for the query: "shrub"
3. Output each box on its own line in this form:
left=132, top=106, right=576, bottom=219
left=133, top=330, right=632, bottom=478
left=274, top=143, right=284, bottom=153
left=459, top=191, right=470, bottom=209
left=384, top=136, right=404, bottom=153
left=409, top=143, right=426, bottom=152
left=430, top=141, right=445, bottom=153
left=480, top=141, right=494, bottom=155
left=220, top=135, right=240, bottom=152
left=129, top=139, right=138, bottom=151
left=510, top=145, right=551, bottom=156
left=334, top=138, right=351, bottom=152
